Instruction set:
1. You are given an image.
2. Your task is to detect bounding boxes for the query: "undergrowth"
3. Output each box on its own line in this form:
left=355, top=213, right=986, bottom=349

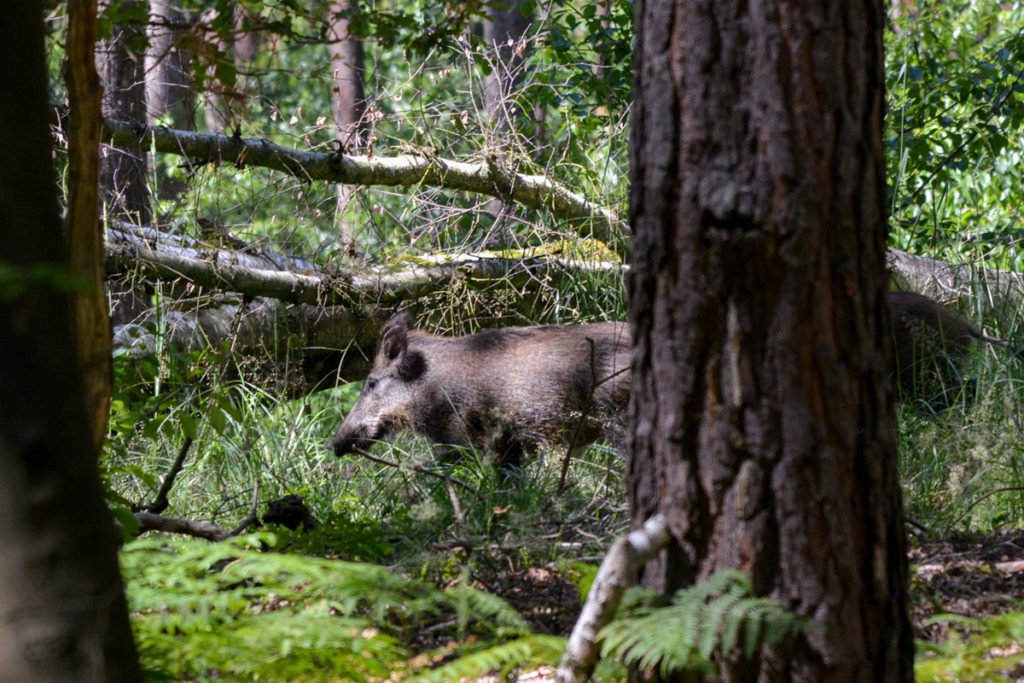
left=122, top=532, right=552, bottom=681
left=916, top=611, right=1024, bottom=682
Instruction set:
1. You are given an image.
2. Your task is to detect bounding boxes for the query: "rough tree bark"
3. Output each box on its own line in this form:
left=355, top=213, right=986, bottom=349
left=0, top=1, right=141, bottom=678
left=96, top=0, right=152, bottom=224
left=628, top=1, right=913, bottom=680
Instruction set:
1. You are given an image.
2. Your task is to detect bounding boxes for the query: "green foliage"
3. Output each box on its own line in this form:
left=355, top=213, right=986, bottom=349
left=598, top=571, right=806, bottom=678
left=407, top=634, right=567, bottom=682
left=916, top=610, right=1024, bottom=682
left=123, top=533, right=535, bottom=680
left=887, top=3, right=1024, bottom=266
left=539, top=1, right=633, bottom=119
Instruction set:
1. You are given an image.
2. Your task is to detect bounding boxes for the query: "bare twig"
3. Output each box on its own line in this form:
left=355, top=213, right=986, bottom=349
left=138, top=435, right=194, bottom=514
left=556, top=514, right=671, bottom=683
left=446, top=480, right=466, bottom=527
left=228, top=479, right=261, bottom=536
left=353, top=449, right=484, bottom=502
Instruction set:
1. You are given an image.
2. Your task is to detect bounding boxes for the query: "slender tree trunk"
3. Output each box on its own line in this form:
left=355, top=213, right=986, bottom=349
left=146, top=0, right=196, bottom=199
left=66, top=0, right=112, bottom=453
left=481, top=1, right=532, bottom=244
left=97, top=0, right=152, bottom=224
left=201, top=4, right=258, bottom=134
left=329, top=0, right=367, bottom=247
left=145, top=0, right=196, bottom=127
left=0, top=1, right=141, bottom=679
left=482, top=1, right=530, bottom=124
left=628, top=1, right=913, bottom=680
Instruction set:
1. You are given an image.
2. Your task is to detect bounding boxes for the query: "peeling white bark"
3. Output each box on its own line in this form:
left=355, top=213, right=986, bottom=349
left=556, top=514, right=671, bottom=683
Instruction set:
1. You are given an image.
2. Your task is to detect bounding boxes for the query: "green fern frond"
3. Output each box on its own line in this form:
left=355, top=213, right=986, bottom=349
left=407, top=634, right=566, bottom=683
left=122, top=535, right=537, bottom=681
left=445, top=585, right=532, bottom=636
left=598, top=570, right=805, bottom=677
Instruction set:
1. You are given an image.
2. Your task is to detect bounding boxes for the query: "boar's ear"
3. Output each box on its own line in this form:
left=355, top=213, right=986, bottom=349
left=379, top=313, right=427, bottom=381
left=380, top=312, right=413, bottom=362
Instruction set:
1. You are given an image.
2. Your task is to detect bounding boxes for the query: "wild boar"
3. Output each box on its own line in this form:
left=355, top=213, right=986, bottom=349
left=888, top=290, right=997, bottom=407
left=329, top=313, right=631, bottom=465
left=330, top=293, right=994, bottom=462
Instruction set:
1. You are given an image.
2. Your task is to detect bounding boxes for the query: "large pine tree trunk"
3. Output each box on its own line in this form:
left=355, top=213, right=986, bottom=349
left=627, top=1, right=913, bottom=680
left=0, top=1, right=141, bottom=679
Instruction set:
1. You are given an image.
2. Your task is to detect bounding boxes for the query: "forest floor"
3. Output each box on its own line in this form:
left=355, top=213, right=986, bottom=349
left=910, top=528, right=1024, bottom=642
left=463, top=529, right=1024, bottom=682
left=471, top=527, right=1024, bottom=643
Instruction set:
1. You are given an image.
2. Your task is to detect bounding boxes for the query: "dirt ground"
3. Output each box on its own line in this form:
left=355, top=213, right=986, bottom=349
left=486, top=528, right=1024, bottom=642
left=910, top=529, right=1024, bottom=642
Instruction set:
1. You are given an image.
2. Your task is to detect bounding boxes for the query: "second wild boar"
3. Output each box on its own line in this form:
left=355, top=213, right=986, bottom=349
left=888, top=290, right=996, bottom=407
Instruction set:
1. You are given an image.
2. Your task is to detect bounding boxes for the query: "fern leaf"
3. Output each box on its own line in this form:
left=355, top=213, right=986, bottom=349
left=407, top=635, right=566, bottom=683
left=597, top=569, right=806, bottom=677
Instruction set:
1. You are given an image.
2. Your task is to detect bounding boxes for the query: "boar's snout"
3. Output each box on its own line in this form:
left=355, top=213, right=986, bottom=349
left=329, top=414, right=395, bottom=457
left=328, top=428, right=371, bottom=457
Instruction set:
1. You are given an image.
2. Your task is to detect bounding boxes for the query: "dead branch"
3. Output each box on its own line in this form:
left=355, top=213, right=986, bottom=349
left=134, top=511, right=230, bottom=541
left=100, top=117, right=627, bottom=252
left=108, top=226, right=610, bottom=309
left=556, top=514, right=671, bottom=683
left=888, top=248, right=1024, bottom=315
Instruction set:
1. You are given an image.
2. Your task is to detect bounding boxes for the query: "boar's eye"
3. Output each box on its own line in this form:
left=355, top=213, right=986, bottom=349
left=365, top=377, right=378, bottom=391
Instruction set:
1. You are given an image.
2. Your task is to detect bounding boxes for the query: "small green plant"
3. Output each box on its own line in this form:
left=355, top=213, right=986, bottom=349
left=598, top=570, right=806, bottom=678
left=407, top=634, right=567, bottom=682
left=916, top=610, right=1024, bottom=682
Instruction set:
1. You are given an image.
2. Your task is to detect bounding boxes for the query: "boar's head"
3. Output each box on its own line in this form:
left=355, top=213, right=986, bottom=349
left=329, top=313, right=427, bottom=456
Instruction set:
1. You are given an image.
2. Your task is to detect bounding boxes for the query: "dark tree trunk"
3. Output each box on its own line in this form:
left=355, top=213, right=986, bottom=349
left=96, top=1, right=152, bottom=224
left=627, top=1, right=913, bottom=680
left=0, top=1, right=141, bottom=679
left=329, top=0, right=367, bottom=246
